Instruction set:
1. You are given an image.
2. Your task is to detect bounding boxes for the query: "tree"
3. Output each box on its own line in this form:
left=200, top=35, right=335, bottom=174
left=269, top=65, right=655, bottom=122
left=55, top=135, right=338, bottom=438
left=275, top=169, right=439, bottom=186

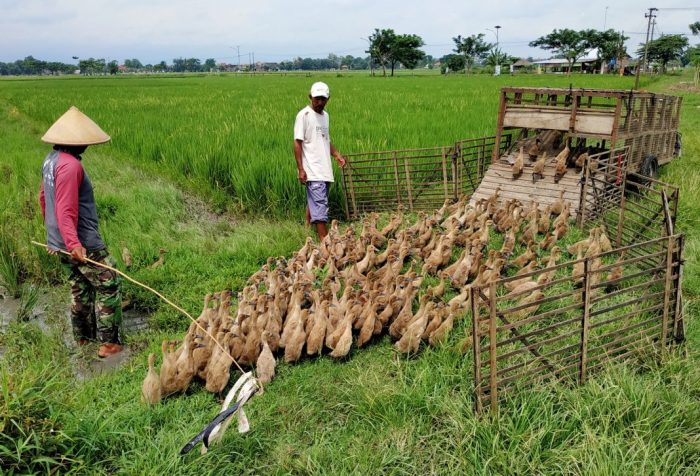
left=367, top=28, right=396, bottom=76
left=453, top=34, right=492, bottom=74
left=366, top=29, right=425, bottom=76
left=690, top=23, right=700, bottom=87
left=389, top=34, right=425, bottom=73
left=485, top=47, right=515, bottom=68
left=638, top=34, right=688, bottom=73
left=440, top=54, right=464, bottom=74
left=690, top=21, right=700, bottom=35
left=204, top=58, right=216, bottom=71
left=529, top=29, right=595, bottom=75
left=79, top=58, right=105, bottom=75
left=589, top=29, right=628, bottom=72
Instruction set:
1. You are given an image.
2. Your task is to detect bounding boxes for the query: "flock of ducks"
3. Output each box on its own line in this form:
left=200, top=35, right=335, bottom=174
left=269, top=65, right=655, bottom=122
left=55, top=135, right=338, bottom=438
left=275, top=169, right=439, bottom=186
left=509, top=130, right=597, bottom=183
left=142, top=190, right=623, bottom=405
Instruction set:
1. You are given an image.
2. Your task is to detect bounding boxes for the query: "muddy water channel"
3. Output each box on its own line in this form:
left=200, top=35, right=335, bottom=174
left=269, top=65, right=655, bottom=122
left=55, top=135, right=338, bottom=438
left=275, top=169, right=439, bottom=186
left=0, top=286, right=150, bottom=379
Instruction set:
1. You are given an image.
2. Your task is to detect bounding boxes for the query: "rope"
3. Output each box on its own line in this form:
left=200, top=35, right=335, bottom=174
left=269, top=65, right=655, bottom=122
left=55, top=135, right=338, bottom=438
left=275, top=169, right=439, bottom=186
left=31, top=240, right=245, bottom=374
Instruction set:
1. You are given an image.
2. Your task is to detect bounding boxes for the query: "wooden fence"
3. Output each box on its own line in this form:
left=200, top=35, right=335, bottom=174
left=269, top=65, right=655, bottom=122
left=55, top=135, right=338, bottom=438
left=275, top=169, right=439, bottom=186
left=341, top=134, right=512, bottom=220
left=576, top=146, right=629, bottom=226
left=471, top=204, right=684, bottom=413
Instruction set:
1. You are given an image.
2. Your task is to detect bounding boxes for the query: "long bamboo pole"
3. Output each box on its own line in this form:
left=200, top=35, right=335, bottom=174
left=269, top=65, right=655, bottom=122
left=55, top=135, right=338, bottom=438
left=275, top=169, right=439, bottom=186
left=31, top=240, right=245, bottom=374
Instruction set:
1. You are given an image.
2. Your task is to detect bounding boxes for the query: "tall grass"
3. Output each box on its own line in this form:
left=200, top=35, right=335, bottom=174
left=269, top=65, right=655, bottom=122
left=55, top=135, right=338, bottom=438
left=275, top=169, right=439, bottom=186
left=0, top=73, right=647, bottom=217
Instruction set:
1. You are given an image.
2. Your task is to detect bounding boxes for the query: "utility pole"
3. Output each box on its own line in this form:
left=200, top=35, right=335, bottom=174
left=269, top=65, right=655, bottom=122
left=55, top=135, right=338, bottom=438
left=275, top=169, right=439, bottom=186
left=634, top=7, right=658, bottom=90
left=494, top=25, right=501, bottom=49
left=603, top=5, right=609, bottom=30
left=619, top=30, right=625, bottom=77
left=650, top=18, right=657, bottom=41
left=237, top=45, right=241, bottom=71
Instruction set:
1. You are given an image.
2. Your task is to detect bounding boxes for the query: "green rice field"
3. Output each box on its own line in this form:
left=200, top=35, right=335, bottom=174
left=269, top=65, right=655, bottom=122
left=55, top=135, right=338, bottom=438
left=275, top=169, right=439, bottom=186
left=1, top=71, right=699, bottom=474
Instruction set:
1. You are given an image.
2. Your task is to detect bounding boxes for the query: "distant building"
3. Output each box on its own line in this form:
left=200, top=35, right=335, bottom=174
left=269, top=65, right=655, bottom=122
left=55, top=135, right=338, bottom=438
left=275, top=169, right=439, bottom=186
left=512, top=59, right=532, bottom=71
left=532, top=49, right=601, bottom=73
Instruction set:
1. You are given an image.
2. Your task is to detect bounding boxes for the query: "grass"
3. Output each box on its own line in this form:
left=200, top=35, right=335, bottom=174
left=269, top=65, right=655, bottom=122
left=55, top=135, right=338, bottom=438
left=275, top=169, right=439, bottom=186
left=0, top=71, right=699, bottom=474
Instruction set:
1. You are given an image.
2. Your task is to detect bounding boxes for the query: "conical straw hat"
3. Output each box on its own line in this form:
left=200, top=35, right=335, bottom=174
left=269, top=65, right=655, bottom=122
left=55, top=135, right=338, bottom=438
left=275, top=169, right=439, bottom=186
left=41, top=106, right=111, bottom=145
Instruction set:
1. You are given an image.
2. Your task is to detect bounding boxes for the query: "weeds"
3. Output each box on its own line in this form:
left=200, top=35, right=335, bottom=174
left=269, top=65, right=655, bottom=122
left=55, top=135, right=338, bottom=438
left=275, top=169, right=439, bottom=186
left=16, top=283, right=39, bottom=321
left=0, top=230, right=23, bottom=298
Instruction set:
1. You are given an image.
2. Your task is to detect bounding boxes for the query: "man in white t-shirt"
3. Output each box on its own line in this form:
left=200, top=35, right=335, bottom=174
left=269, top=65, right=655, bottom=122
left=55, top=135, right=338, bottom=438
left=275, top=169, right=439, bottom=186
left=293, top=81, right=345, bottom=241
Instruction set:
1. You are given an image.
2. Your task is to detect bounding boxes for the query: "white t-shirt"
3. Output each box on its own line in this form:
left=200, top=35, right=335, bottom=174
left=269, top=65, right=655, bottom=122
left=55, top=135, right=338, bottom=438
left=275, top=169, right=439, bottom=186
left=294, top=105, right=334, bottom=182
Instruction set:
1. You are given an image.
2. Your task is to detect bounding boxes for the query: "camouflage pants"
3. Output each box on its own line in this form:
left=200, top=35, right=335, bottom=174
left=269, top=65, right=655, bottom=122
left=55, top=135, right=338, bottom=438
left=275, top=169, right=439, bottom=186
left=60, top=249, right=122, bottom=344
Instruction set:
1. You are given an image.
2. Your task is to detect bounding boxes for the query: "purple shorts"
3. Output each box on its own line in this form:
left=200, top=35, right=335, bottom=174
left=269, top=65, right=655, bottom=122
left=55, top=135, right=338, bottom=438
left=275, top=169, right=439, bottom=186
left=306, top=181, right=330, bottom=223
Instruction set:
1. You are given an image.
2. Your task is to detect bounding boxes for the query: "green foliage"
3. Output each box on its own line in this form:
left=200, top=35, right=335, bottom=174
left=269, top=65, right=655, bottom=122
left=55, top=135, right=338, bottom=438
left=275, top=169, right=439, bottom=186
left=590, top=29, right=629, bottom=64
left=452, top=33, right=492, bottom=73
left=690, top=21, right=700, bottom=36
left=0, top=324, right=82, bottom=474
left=367, top=28, right=425, bottom=76
left=16, top=284, right=39, bottom=321
left=529, top=28, right=596, bottom=74
left=485, top=47, right=516, bottom=67
left=0, top=229, right=24, bottom=298
left=638, top=34, right=689, bottom=72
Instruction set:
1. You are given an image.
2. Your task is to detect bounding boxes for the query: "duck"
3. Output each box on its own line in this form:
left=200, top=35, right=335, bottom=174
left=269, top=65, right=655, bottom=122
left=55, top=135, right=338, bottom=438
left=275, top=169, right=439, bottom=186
left=122, top=247, right=133, bottom=269
left=512, top=147, right=524, bottom=179
left=553, top=145, right=570, bottom=183
left=428, top=302, right=458, bottom=346
left=527, top=138, right=541, bottom=159
left=141, top=353, right=162, bottom=404
left=550, top=189, right=565, bottom=216
left=394, top=307, right=429, bottom=354
left=504, top=260, right=538, bottom=291
left=356, top=244, right=376, bottom=275
left=159, top=340, right=180, bottom=396
left=606, top=251, right=626, bottom=290
left=171, top=328, right=196, bottom=392
left=511, top=245, right=536, bottom=269
left=148, top=248, right=167, bottom=269
left=329, top=317, right=353, bottom=358
left=306, top=300, right=329, bottom=356
left=574, top=151, right=589, bottom=169
left=500, top=228, right=516, bottom=259
left=204, top=334, right=235, bottom=393
left=520, top=218, right=538, bottom=246
left=284, top=309, right=308, bottom=363
left=380, top=212, right=403, bottom=238
left=422, top=302, right=445, bottom=340
left=357, top=302, right=380, bottom=347
left=389, top=295, right=420, bottom=339
left=598, top=227, right=613, bottom=252
left=572, top=246, right=585, bottom=284
left=507, top=290, right=545, bottom=321
left=537, top=246, right=561, bottom=285
left=256, top=330, right=276, bottom=385
left=532, top=152, right=547, bottom=182
left=538, top=204, right=551, bottom=234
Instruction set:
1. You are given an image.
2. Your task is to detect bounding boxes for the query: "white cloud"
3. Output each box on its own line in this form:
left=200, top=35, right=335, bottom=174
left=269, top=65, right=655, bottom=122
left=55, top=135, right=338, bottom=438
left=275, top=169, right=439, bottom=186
left=1, top=0, right=698, bottom=64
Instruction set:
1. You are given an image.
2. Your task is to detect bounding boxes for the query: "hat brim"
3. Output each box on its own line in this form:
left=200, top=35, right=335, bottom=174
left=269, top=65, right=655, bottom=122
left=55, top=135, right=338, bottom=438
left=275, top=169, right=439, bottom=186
left=41, top=106, right=111, bottom=146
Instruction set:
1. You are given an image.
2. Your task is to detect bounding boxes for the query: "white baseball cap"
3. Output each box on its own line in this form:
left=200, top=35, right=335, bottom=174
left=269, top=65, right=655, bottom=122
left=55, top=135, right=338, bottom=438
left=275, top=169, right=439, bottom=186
left=310, top=81, right=330, bottom=98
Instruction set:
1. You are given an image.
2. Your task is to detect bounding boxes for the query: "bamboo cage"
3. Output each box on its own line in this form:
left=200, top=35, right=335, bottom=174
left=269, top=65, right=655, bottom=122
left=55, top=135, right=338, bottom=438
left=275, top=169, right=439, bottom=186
left=341, top=134, right=512, bottom=219
left=471, top=170, right=684, bottom=413
left=493, top=87, right=682, bottom=172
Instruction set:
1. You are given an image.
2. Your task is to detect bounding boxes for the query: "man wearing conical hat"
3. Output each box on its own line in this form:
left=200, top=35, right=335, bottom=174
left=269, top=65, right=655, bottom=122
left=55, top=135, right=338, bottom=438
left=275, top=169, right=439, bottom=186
left=39, top=106, right=124, bottom=358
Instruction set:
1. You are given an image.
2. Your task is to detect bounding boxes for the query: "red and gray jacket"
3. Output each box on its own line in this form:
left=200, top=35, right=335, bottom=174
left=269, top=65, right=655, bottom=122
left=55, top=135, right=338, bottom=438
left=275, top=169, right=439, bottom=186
left=40, top=150, right=105, bottom=252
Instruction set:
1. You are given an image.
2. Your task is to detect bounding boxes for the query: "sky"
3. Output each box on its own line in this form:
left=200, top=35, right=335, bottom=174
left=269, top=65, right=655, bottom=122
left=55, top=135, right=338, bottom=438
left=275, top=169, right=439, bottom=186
left=2, top=0, right=699, bottom=65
